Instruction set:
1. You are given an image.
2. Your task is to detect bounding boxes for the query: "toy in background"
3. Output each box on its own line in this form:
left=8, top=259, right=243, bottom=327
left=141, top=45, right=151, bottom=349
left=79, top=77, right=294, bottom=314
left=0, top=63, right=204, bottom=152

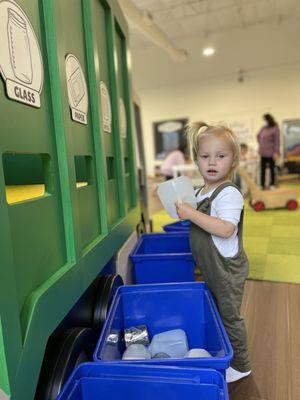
left=237, top=166, right=298, bottom=211
left=282, top=119, right=300, bottom=174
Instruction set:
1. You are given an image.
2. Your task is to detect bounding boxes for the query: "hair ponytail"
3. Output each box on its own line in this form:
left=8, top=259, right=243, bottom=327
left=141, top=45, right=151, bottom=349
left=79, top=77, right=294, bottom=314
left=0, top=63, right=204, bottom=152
left=186, top=121, right=209, bottom=161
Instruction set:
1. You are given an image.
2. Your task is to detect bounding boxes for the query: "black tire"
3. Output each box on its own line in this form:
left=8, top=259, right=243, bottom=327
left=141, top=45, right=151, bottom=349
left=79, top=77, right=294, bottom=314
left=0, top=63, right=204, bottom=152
left=35, top=327, right=96, bottom=400
left=92, top=274, right=123, bottom=333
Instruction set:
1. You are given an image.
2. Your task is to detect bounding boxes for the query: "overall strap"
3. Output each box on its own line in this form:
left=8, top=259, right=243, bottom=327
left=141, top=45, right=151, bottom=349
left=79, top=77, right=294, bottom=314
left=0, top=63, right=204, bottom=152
left=209, top=181, right=245, bottom=248
left=195, top=186, right=204, bottom=197
left=210, top=181, right=241, bottom=202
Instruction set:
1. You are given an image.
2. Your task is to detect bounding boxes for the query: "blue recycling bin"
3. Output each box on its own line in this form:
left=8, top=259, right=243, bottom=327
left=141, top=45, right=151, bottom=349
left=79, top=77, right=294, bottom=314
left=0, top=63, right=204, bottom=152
left=93, top=282, right=233, bottom=376
left=130, top=233, right=194, bottom=284
left=163, top=220, right=191, bottom=233
left=57, top=363, right=229, bottom=400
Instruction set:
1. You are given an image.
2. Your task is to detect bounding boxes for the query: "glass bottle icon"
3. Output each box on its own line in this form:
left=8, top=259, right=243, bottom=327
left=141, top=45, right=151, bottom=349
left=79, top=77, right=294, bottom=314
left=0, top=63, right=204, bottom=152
left=7, top=8, right=33, bottom=84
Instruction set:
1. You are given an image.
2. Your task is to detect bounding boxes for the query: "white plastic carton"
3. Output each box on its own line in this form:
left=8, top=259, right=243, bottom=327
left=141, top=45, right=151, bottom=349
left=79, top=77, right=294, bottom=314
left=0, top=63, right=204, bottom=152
left=157, top=176, right=197, bottom=219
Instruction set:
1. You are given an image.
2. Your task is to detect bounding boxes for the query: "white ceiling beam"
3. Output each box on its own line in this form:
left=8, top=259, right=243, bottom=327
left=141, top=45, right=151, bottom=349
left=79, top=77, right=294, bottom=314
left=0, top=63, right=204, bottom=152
left=233, top=0, right=245, bottom=28
left=152, top=0, right=266, bottom=20
left=275, top=0, right=282, bottom=24
left=119, top=0, right=188, bottom=63
left=164, top=13, right=292, bottom=43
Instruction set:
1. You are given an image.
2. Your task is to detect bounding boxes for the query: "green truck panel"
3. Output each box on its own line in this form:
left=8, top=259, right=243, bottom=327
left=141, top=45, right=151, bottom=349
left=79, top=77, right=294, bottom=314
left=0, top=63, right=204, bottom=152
left=0, top=1, right=140, bottom=398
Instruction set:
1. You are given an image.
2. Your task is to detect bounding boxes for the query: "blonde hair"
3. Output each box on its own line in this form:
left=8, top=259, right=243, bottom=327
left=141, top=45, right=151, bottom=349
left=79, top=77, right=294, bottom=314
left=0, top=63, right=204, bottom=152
left=186, top=121, right=240, bottom=180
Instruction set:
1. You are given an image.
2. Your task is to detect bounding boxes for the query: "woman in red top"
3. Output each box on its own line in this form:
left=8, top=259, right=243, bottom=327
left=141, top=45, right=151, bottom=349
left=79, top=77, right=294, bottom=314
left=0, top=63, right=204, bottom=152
left=257, top=113, right=280, bottom=189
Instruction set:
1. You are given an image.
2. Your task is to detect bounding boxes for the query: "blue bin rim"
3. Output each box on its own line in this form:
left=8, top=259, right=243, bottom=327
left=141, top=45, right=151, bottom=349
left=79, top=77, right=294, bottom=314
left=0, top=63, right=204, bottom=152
left=131, top=254, right=194, bottom=261
left=93, top=282, right=233, bottom=364
left=163, top=220, right=191, bottom=231
left=136, top=232, right=190, bottom=238
left=130, top=232, right=191, bottom=258
left=57, top=362, right=229, bottom=400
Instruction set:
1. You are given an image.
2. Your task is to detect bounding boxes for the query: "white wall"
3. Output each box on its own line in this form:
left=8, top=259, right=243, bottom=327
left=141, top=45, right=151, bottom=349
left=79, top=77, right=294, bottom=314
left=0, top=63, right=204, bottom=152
left=136, top=63, right=300, bottom=176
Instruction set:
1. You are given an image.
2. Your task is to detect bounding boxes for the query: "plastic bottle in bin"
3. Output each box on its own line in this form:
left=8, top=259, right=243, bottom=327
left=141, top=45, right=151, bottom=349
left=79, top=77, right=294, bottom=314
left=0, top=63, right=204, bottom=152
left=149, top=329, right=189, bottom=359
left=185, top=348, right=212, bottom=358
left=122, top=344, right=151, bottom=360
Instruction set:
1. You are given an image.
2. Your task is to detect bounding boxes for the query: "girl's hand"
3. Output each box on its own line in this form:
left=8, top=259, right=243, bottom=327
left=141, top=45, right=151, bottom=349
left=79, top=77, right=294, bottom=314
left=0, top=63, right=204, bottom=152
left=175, top=201, right=195, bottom=220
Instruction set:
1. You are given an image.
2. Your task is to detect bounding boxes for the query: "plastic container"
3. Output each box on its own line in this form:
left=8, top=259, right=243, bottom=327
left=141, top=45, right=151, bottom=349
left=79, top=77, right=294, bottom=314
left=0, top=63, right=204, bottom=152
left=185, top=348, right=213, bottom=358
left=130, top=233, right=194, bottom=284
left=57, top=363, right=229, bottom=400
left=122, top=344, right=151, bottom=360
left=149, top=329, right=188, bottom=358
left=163, top=220, right=191, bottom=233
left=157, top=176, right=197, bottom=218
left=94, top=282, right=233, bottom=376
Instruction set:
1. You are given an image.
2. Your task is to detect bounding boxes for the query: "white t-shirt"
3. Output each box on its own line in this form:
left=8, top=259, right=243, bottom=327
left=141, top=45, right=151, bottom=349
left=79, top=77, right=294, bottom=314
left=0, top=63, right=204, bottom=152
left=195, top=186, right=244, bottom=257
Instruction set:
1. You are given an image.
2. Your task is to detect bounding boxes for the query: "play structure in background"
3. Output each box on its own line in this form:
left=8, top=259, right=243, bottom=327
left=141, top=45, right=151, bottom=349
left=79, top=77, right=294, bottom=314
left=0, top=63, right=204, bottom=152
left=237, top=167, right=298, bottom=211
left=282, top=119, right=300, bottom=173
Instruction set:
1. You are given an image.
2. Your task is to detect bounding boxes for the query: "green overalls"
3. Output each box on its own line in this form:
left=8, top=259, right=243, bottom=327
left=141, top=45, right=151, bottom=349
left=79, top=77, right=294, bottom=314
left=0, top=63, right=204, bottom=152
left=190, top=182, right=251, bottom=372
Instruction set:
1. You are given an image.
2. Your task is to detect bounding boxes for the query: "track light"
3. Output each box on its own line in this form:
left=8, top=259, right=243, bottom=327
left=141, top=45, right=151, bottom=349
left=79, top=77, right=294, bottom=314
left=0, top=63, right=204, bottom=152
left=202, top=47, right=215, bottom=57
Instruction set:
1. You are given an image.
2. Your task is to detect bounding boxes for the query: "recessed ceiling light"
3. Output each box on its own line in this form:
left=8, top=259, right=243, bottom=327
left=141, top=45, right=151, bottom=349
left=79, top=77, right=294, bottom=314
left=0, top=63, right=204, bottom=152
left=202, top=47, right=215, bottom=57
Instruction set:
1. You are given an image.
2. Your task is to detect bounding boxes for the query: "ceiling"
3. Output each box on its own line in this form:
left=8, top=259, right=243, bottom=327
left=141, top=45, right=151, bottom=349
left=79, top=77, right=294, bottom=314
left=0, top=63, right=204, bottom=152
left=123, top=0, right=300, bottom=90
left=129, top=0, right=299, bottom=47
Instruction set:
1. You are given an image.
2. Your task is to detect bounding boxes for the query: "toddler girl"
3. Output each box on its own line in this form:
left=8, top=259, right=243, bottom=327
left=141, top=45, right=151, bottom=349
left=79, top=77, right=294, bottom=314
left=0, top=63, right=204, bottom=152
left=176, top=121, right=251, bottom=383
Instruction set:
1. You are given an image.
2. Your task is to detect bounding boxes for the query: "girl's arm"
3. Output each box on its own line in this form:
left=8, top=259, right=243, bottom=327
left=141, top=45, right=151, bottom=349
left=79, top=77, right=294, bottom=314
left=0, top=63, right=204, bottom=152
left=175, top=202, right=235, bottom=238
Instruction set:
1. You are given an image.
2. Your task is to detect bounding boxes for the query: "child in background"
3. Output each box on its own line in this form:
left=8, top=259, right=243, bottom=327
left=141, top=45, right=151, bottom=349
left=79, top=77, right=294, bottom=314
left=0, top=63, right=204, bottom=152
left=234, top=143, right=248, bottom=190
left=240, top=143, right=249, bottom=163
left=160, top=145, right=186, bottom=180
left=175, top=122, right=251, bottom=383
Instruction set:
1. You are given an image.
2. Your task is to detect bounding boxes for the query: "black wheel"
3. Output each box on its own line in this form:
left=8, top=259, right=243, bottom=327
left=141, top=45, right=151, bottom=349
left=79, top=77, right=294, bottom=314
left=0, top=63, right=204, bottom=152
left=35, top=327, right=96, bottom=400
left=92, top=274, right=123, bottom=333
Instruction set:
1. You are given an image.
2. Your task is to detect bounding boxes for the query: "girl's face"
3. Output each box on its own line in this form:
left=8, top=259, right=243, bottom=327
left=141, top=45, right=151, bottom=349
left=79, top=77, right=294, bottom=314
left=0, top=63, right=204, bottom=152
left=197, top=133, right=234, bottom=185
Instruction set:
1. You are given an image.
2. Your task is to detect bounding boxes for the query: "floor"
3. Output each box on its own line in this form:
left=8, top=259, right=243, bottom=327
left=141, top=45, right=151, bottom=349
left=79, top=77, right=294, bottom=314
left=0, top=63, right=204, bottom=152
left=229, top=280, right=300, bottom=400
left=147, top=176, right=300, bottom=400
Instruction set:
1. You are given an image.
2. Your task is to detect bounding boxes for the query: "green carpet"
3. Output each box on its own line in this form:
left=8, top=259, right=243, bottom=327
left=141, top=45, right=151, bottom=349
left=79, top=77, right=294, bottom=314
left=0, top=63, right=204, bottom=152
left=151, top=182, right=300, bottom=284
